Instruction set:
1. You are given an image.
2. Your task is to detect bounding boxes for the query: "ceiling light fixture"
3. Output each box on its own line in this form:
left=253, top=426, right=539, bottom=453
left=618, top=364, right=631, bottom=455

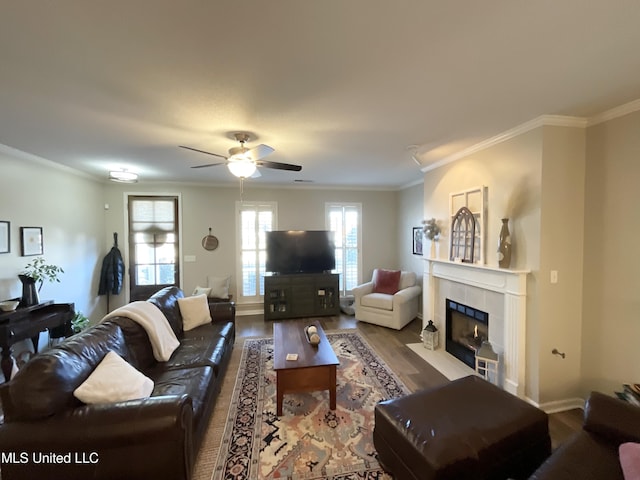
left=227, top=159, right=257, bottom=178
left=108, top=169, right=138, bottom=183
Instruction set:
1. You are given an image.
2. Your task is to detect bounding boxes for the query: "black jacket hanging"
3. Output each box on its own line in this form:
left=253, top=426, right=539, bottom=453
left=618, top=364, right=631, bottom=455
left=98, top=232, right=124, bottom=296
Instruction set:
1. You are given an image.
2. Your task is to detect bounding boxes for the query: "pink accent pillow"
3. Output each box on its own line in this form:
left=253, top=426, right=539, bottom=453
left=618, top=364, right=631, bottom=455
left=373, top=269, right=401, bottom=295
left=620, top=442, right=640, bottom=480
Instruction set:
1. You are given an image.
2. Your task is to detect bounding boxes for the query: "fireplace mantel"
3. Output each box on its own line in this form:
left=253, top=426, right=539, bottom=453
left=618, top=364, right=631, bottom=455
left=423, top=258, right=529, bottom=397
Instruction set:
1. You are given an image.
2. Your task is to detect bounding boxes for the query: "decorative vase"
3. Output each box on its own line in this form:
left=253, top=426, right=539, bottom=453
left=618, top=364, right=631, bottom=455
left=497, top=218, right=512, bottom=269
left=429, top=240, right=437, bottom=259
left=19, top=274, right=39, bottom=307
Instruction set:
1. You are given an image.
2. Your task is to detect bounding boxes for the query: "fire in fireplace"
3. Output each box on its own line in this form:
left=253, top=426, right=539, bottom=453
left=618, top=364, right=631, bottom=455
left=445, top=299, right=489, bottom=369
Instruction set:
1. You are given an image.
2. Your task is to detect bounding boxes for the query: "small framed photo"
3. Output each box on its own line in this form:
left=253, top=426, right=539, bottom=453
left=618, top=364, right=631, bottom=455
left=413, top=227, right=423, bottom=255
left=21, top=227, right=43, bottom=256
left=0, top=221, right=9, bottom=254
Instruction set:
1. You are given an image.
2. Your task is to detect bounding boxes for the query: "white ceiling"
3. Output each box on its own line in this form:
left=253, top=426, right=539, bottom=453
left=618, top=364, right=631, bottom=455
left=1, top=1, right=639, bottom=188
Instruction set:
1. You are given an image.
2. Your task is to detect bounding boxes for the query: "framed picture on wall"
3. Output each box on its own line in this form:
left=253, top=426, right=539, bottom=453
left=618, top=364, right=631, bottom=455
left=0, top=221, right=9, bottom=254
left=412, top=227, right=423, bottom=255
left=20, top=226, right=43, bottom=256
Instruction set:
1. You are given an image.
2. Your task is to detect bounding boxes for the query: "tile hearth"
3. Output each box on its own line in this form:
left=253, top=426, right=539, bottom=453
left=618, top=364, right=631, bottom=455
left=423, top=259, right=529, bottom=397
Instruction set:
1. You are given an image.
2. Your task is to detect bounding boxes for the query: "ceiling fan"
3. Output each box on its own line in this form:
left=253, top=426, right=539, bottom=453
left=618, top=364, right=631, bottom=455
left=180, top=133, right=302, bottom=178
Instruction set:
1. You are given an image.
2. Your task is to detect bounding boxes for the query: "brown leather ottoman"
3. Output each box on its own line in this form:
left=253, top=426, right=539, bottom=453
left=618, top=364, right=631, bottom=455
left=373, top=375, right=551, bottom=480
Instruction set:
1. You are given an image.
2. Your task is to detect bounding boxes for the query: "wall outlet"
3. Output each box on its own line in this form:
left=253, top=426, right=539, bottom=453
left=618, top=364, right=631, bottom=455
left=184, top=255, right=196, bottom=263
left=550, top=270, right=558, bottom=284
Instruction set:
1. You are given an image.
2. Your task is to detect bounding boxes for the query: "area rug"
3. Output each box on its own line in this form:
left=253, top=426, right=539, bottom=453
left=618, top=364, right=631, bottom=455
left=212, top=330, right=409, bottom=480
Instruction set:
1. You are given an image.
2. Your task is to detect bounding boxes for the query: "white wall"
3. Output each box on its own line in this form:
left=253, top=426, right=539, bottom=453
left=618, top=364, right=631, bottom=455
left=398, top=181, right=424, bottom=314
left=0, top=147, right=106, bottom=322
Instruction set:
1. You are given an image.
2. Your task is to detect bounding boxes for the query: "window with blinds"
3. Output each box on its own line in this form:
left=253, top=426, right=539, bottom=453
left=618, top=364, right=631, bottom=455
left=128, top=195, right=179, bottom=301
left=237, top=201, right=276, bottom=301
left=326, top=203, right=361, bottom=294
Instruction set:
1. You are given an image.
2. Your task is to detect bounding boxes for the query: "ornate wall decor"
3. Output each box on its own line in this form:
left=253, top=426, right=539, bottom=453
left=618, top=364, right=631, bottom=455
left=449, top=186, right=487, bottom=264
left=450, top=207, right=477, bottom=263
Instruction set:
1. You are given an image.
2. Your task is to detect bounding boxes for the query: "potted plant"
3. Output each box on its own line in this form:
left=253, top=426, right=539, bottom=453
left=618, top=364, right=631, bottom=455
left=19, top=257, right=64, bottom=307
left=71, top=311, right=90, bottom=333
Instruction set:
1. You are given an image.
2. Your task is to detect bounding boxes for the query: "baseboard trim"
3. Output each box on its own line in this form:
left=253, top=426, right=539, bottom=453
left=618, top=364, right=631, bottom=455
left=237, top=308, right=264, bottom=316
left=525, top=396, right=585, bottom=413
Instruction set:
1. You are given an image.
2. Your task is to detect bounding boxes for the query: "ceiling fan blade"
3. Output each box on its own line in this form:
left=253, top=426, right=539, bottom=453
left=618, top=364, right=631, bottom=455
left=245, top=144, right=275, bottom=161
left=256, top=160, right=302, bottom=171
left=179, top=145, right=228, bottom=159
left=191, top=162, right=225, bottom=169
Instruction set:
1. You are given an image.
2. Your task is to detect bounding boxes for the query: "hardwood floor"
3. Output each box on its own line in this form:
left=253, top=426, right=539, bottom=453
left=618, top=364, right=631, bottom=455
left=235, top=313, right=583, bottom=450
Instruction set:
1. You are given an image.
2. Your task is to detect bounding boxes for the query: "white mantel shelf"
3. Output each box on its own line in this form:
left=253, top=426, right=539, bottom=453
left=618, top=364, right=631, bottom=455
left=422, top=258, right=529, bottom=397
left=424, top=258, right=529, bottom=297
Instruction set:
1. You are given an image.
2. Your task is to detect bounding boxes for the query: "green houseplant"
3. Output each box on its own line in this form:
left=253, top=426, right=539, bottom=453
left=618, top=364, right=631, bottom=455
left=71, top=311, right=90, bottom=333
left=19, top=257, right=64, bottom=306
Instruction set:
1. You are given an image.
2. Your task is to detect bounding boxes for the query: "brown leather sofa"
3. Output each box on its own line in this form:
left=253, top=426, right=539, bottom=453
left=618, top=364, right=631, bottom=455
left=529, top=391, right=640, bottom=479
left=0, top=286, right=235, bottom=480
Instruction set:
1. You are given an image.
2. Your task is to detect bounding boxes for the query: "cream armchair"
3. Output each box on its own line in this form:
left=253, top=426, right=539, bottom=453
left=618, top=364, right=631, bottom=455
left=352, top=269, right=421, bottom=330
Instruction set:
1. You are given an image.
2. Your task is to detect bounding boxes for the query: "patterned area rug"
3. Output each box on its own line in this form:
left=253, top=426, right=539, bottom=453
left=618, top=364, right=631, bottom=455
left=212, top=330, right=409, bottom=480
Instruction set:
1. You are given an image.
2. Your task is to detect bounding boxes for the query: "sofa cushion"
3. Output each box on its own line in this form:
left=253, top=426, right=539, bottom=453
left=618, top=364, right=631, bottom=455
left=373, top=269, right=401, bottom=295
left=192, top=286, right=212, bottom=296
left=74, top=351, right=154, bottom=404
left=178, top=294, right=211, bottom=331
left=530, top=431, right=623, bottom=479
left=147, top=286, right=185, bottom=336
left=6, top=321, right=129, bottom=421
left=362, top=293, right=394, bottom=311
left=109, top=317, right=157, bottom=370
left=148, top=365, right=215, bottom=428
left=165, top=323, right=233, bottom=375
left=398, top=271, right=417, bottom=290
left=207, top=275, right=231, bottom=299
left=620, top=442, right=640, bottom=480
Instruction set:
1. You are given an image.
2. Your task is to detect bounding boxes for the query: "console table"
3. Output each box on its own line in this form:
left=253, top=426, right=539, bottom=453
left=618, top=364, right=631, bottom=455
left=0, top=300, right=75, bottom=382
left=264, top=273, right=340, bottom=320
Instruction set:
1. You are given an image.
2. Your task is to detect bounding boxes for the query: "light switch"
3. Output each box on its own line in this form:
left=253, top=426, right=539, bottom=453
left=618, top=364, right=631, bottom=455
left=550, top=270, right=558, bottom=284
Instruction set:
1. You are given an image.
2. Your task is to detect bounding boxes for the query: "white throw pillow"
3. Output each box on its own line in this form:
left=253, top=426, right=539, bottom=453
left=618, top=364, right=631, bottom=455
left=178, top=293, right=212, bottom=331
left=74, top=351, right=154, bottom=404
left=207, top=275, right=231, bottom=299
left=193, top=286, right=212, bottom=297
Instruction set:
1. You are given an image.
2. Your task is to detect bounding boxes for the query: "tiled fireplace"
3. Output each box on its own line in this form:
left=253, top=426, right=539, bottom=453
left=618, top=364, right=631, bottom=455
left=423, top=259, right=529, bottom=397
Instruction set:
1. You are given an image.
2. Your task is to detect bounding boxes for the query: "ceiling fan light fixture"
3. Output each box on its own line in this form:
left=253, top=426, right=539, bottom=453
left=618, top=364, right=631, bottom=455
left=109, top=169, right=138, bottom=183
left=227, top=159, right=257, bottom=178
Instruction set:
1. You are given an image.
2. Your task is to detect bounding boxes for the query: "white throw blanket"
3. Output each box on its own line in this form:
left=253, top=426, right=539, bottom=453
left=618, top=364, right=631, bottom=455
left=102, top=301, right=179, bottom=362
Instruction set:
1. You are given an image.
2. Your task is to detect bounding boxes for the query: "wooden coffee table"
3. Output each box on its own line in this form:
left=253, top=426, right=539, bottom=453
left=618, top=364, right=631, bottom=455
left=273, top=320, right=339, bottom=416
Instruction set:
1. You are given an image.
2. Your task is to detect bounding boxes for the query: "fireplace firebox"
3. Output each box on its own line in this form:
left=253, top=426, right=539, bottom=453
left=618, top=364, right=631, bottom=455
left=445, top=299, right=489, bottom=369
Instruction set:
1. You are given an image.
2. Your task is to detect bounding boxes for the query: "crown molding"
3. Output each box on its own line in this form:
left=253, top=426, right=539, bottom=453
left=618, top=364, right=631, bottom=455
left=0, top=142, right=100, bottom=182
left=587, top=98, right=640, bottom=126
left=421, top=115, right=587, bottom=173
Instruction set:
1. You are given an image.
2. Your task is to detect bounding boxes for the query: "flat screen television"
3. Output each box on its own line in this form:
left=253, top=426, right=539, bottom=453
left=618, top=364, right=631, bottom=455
left=266, top=230, right=336, bottom=274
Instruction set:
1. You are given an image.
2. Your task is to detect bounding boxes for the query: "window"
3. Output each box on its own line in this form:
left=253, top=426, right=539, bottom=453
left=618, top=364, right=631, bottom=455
left=326, top=203, right=361, bottom=294
left=236, top=201, right=276, bottom=302
left=128, top=195, right=180, bottom=301
left=449, top=186, right=486, bottom=264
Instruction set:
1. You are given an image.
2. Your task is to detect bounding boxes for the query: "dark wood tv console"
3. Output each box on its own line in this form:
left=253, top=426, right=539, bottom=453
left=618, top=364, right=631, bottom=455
left=0, top=300, right=75, bottom=382
left=264, top=273, right=339, bottom=320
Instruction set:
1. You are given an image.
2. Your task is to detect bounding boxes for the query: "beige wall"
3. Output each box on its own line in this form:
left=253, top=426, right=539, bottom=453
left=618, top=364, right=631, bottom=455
left=102, top=182, right=399, bottom=310
left=582, top=110, right=640, bottom=395
left=0, top=147, right=106, bottom=323
left=422, top=125, right=591, bottom=405
left=423, top=128, right=546, bottom=400
left=537, top=126, right=586, bottom=404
